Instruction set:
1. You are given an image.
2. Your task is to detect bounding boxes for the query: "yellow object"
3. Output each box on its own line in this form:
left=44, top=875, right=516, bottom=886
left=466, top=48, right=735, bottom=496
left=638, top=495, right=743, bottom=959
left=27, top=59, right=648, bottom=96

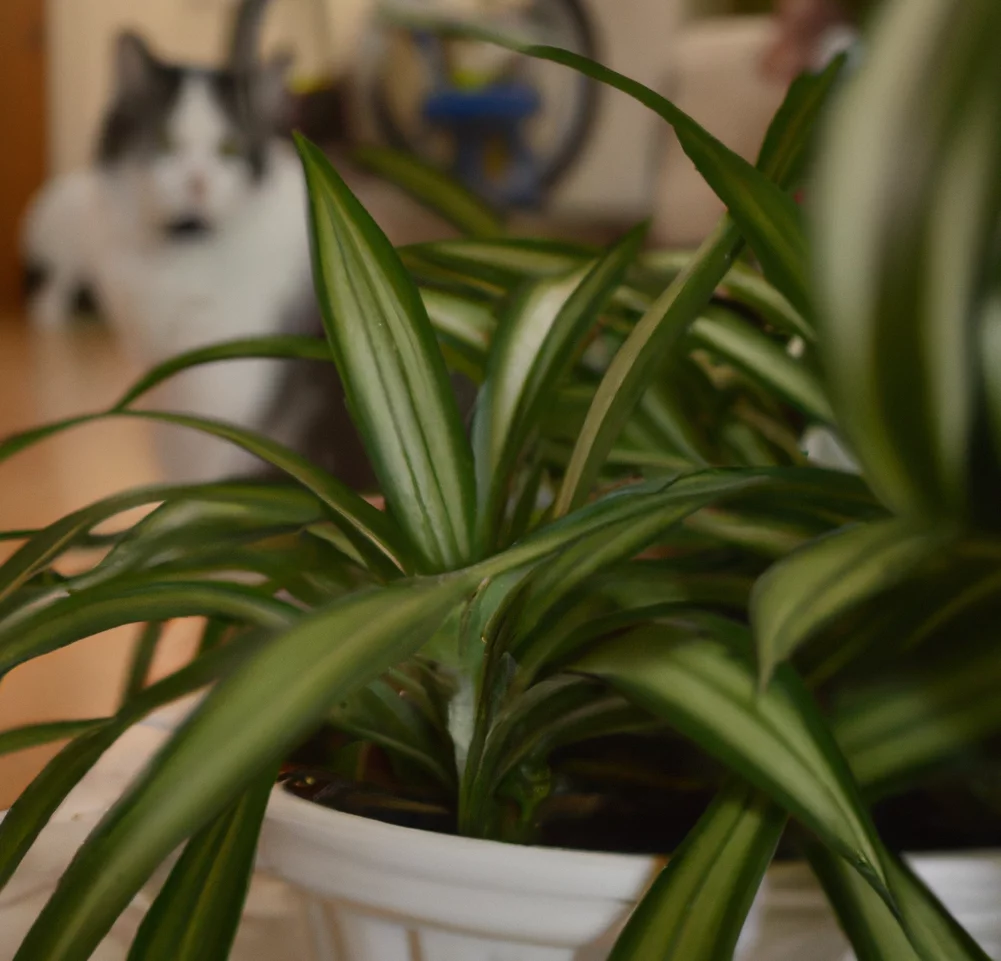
left=451, top=68, right=494, bottom=90
left=288, top=72, right=335, bottom=95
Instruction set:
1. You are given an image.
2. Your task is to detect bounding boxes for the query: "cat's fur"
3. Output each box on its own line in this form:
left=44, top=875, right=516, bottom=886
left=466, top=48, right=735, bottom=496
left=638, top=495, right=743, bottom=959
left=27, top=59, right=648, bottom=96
left=22, top=169, right=103, bottom=327
left=23, top=0, right=373, bottom=487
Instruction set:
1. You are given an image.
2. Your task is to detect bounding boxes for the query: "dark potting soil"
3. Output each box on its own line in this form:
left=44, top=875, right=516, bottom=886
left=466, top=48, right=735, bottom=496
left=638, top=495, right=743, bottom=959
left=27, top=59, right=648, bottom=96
left=284, top=729, right=1001, bottom=859
left=870, top=783, right=1001, bottom=854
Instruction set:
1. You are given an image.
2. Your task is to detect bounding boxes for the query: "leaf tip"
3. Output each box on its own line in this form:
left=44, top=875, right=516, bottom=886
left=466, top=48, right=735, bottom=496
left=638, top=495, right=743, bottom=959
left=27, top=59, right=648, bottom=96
left=854, top=853, right=895, bottom=914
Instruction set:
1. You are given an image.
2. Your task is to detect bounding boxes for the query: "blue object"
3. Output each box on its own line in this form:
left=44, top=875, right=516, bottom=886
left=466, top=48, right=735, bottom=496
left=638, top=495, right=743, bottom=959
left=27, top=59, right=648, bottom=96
left=423, top=83, right=541, bottom=123
left=423, top=82, right=543, bottom=207
left=412, top=28, right=544, bottom=208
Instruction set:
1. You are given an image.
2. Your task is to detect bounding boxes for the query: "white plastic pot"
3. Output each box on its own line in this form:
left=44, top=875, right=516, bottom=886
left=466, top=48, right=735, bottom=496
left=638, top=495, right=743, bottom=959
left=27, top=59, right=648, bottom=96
left=5, top=708, right=1001, bottom=961
left=260, top=787, right=1001, bottom=961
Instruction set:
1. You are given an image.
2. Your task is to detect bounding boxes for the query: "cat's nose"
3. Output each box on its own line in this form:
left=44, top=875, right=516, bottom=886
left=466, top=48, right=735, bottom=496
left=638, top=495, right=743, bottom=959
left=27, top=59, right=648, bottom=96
left=187, top=173, right=208, bottom=203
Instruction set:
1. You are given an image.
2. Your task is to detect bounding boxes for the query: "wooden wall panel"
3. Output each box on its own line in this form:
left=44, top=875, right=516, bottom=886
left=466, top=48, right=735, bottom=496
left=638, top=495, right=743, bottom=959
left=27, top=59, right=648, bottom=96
left=0, top=0, right=47, bottom=310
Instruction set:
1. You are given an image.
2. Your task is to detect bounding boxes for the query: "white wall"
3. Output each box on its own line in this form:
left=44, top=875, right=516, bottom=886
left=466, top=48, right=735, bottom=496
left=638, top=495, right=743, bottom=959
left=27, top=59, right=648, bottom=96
left=652, top=16, right=786, bottom=245
left=547, top=0, right=682, bottom=221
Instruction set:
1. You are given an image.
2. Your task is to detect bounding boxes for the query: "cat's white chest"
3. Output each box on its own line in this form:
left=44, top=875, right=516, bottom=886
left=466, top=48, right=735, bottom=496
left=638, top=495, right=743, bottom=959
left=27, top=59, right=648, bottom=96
left=101, top=145, right=310, bottom=362
left=91, top=144, right=313, bottom=481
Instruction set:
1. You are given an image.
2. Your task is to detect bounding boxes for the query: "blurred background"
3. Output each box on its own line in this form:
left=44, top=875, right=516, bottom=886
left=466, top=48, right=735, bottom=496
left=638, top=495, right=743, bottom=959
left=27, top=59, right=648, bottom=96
left=0, top=0, right=820, bottom=805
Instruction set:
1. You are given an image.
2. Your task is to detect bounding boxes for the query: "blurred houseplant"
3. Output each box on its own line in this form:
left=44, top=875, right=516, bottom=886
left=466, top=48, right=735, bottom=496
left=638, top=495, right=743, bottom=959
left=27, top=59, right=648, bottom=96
left=2, top=0, right=1001, bottom=958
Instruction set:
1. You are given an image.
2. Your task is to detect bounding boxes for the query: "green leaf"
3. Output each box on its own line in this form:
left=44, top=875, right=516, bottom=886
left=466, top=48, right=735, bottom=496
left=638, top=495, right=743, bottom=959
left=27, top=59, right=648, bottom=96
left=407, top=236, right=653, bottom=320
left=297, top=134, right=476, bottom=572
left=513, top=227, right=647, bottom=451
left=415, top=238, right=813, bottom=343
left=474, top=265, right=591, bottom=527
left=0, top=728, right=136, bottom=896
left=815, top=0, right=1001, bottom=520
left=353, top=144, right=504, bottom=238
left=474, top=225, right=646, bottom=546
left=512, top=471, right=768, bottom=658
left=716, top=264, right=812, bottom=340
left=836, top=630, right=1001, bottom=796
left=485, top=677, right=656, bottom=796
left=979, top=281, right=1001, bottom=469
left=755, top=53, right=846, bottom=187
left=484, top=37, right=811, bottom=318
left=574, top=615, right=888, bottom=895
left=805, top=838, right=992, bottom=961
left=135, top=409, right=411, bottom=570
left=11, top=572, right=478, bottom=961
left=191, top=424, right=411, bottom=572
left=113, top=336, right=333, bottom=410
left=0, top=482, right=192, bottom=606
left=751, top=519, right=942, bottom=684
left=73, top=487, right=331, bottom=591
left=0, top=635, right=266, bottom=894
left=453, top=38, right=845, bottom=511
left=405, top=237, right=587, bottom=286
left=804, top=837, right=921, bottom=961
left=4, top=469, right=806, bottom=957
left=503, top=456, right=547, bottom=543
left=0, top=530, right=37, bottom=543
left=385, top=661, right=454, bottom=735
left=0, top=576, right=296, bottom=678
left=553, top=218, right=743, bottom=515
left=690, top=307, right=832, bottom=422
left=0, top=719, right=107, bottom=759
left=402, top=249, right=508, bottom=303
left=669, top=140, right=807, bottom=321
left=0, top=410, right=411, bottom=576
left=485, top=468, right=770, bottom=579
left=516, top=569, right=755, bottom=685
left=460, top=674, right=656, bottom=838
left=122, top=622, right=164, bottom=704
left=330, top=678, right=456, bottom=789
left=115, top=543, right=333, bottom=595
left=6, top=463, right=772, bottom=956
left=0, top=482, right=327, bottom=606
left=684, top=509, right=815, bottom=559
left=125, top=769, right=276, bottom=961
left=901, top=562, right=1001, bottom=652
left=0, top=413, right=103, bottom=464
left=196, top=617, right=233, bottom=655
left=643, top=250, right=812, bottom=342
left=884, top=851, right=993, bottom=961
left=596, top=565, right=754, bottom=615
left=731, top=466, right=883, bottom=520
left=637, top=383, right=713, bottom=467
left=608, top=782, right=785, bottom=961
left=420, top=287, right=495, bottom=356
left=430, top=23, right=845, bottom=369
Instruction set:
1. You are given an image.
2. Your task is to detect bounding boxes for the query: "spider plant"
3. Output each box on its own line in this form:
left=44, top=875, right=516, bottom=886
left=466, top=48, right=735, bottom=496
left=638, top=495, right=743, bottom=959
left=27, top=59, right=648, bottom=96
left=1, top=0, right=1000, bottom=958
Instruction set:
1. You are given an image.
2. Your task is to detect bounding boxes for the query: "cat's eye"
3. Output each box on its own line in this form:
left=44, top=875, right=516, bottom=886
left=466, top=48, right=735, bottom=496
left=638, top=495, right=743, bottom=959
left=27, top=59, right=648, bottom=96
left=219, top=137, right=242, bottom=159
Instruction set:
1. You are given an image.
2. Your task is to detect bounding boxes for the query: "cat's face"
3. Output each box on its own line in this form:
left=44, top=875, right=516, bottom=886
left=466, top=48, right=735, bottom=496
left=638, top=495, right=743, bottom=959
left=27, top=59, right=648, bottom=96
left=99, top=33, right=289, bottom=237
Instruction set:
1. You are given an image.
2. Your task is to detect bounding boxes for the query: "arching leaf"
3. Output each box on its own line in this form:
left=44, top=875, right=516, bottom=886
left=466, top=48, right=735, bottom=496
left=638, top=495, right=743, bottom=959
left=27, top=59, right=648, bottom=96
left=609, top=782, right=785, bottom=961
left=353, top=144, right=504, bottom=238
left=298, top=135, right=477, bottom=571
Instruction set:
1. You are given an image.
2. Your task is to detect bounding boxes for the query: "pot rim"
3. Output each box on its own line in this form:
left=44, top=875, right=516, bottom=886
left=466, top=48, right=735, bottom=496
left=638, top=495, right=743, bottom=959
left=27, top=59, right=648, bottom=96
left=265, top=785, right=1001, bottom=906
left=264, top=785, right=661, bottom=901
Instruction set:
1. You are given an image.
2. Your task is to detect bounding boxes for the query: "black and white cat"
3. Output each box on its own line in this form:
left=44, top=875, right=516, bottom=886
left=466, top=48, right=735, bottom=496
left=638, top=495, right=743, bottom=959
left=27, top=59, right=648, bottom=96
left=23, top=0, right=374, bottom=487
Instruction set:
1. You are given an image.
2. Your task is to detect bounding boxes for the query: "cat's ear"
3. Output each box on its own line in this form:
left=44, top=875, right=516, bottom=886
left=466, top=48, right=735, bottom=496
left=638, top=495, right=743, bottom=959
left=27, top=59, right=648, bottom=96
left=115, top=31, right=160, bottom=96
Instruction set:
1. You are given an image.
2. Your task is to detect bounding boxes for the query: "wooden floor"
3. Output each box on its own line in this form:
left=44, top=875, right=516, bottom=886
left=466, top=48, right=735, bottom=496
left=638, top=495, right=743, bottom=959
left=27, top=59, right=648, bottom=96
left=0, top=315, right=196, bottom=807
